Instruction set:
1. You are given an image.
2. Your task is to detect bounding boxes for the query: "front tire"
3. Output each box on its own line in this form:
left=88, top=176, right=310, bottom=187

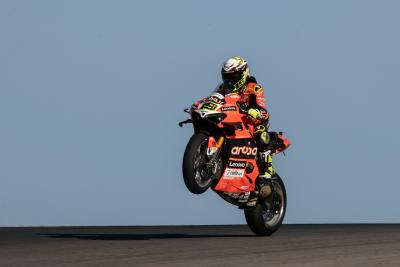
left=182, top=133, right=213, bottom=194
left=244, top=175, right=287, bottom=236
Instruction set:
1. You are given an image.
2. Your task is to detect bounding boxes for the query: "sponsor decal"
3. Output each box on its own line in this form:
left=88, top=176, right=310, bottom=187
left=224, top=192, right=252, bottom=204
left=207, top=147, right=218, bottom=156
left=238, top=192, right=250, bottom=202
left=211, top=92, right=224, bottom=99
left=207, top=93, right=225, bottom=105
left=221, top=106, right=237, bottom=111
left=231, top=146, right=257, bottom=156
left=224, top=168, right=245, bottom=178
left=207, top=97, right=223, bottom=105
left=228, top=160, right=247, bottom=169
left=224, top=192, right=240, bottom=198
left=199, top=101, right=218, bottom=111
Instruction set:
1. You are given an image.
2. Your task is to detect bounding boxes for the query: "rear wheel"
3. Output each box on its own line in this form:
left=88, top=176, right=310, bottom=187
left=182, top=133, right=222, bottom=194
left=244, top=175, right=287, bottom=236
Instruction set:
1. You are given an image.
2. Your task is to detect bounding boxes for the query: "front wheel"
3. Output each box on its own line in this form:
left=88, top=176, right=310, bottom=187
left=182, top=133, right=221, bottom=194
left=244, top=174, right=287, bottom=236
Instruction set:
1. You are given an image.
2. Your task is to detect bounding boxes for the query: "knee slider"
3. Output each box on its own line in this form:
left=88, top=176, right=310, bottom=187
left=260, top=132, right=270, bottom=145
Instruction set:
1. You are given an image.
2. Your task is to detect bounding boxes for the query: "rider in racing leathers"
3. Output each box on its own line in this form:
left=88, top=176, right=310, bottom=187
left=195, top=56, right=291, bottom=187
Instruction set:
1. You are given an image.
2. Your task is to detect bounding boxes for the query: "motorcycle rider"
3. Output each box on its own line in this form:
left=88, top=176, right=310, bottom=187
left=197, top=57, right=291, bottom=185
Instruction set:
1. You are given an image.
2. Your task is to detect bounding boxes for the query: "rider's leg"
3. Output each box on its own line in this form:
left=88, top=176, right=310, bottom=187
left=259, top=152, right=274, bottom=178
left=257, top=134, right=276, bottom=197
left=254, top=124, right=291, bottom=198
left=259, top=132, right=291, bottom=177
left=254, top=123, right=275, bottom=179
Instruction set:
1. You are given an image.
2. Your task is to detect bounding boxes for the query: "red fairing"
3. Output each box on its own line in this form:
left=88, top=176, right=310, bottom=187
left=213, top=158, right=259, bottom=192
left=187, top=85, right=291, bottom=194
left=274, top=134, right=291, bottom=154
left=192, top=97, right=207, bottom=109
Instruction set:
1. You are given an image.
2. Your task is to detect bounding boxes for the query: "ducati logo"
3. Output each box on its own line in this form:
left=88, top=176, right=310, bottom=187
left=231, top=146, right=257, bottom=156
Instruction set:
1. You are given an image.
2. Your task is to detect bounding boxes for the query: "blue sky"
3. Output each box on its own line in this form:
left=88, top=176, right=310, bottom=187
left=1, top=0, right=400, bottom=226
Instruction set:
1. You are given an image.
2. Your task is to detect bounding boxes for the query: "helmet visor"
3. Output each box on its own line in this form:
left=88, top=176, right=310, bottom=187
left=222, top=71, right=245, bottom=92
left=222, top=71, right=242, bottom=84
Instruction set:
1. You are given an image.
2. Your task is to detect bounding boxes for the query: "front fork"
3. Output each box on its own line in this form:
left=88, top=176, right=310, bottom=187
left=206, top=136, right=224, bottom=158
left=206, top=136, right=225, bottom=175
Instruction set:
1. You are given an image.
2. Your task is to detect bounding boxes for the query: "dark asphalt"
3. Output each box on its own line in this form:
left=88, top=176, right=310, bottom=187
left=0, top=224, right=399, bottom=267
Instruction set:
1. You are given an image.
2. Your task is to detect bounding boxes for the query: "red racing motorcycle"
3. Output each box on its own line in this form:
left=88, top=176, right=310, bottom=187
left=179, top=92, right=288, bottom=236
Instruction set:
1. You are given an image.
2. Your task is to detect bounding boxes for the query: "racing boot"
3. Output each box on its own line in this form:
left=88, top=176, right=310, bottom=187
left=258, top=151, right=274, bottom=198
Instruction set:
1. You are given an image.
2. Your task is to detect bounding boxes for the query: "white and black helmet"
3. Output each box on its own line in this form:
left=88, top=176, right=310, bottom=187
left=221, top=56, right=250, bottom=93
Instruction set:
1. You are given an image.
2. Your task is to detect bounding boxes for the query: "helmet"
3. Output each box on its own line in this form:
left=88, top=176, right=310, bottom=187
left=221, top=56, right=249, bottom=93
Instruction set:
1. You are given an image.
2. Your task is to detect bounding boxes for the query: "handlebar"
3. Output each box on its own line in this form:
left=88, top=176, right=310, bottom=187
left=178, top=119, right=192, bottom=127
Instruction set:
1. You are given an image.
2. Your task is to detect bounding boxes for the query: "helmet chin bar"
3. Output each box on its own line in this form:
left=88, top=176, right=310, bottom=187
left=223, top=80, right=236, bottom=92
left=221, top=65, right=250, bottom=93
left=223, top=75, right=248, bottom=93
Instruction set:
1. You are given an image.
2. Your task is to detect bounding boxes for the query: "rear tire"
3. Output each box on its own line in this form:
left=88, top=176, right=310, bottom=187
left=244, top=175, right=287, bottom=236
left=182, top=133, right=212, bottom=194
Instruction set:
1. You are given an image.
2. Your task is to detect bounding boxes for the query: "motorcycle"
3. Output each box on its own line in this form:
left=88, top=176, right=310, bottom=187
left=179, top=92, right=288, bottom=236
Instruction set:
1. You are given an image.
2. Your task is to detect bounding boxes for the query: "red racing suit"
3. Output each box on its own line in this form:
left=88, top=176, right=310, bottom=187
left=215, top=76, right=291, bottom=155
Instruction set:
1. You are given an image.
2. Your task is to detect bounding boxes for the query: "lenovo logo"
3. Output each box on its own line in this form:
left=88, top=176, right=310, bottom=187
left=228, top=160, right=247, bottom=169
left=221, top=106, right=237, bottom=111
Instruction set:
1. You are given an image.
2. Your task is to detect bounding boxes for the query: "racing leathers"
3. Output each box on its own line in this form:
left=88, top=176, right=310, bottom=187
left=215, top=76, right=291, bottom=179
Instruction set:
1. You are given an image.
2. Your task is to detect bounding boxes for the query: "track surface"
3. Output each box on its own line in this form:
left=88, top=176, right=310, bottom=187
left=1, top=224, right=400, bottom=267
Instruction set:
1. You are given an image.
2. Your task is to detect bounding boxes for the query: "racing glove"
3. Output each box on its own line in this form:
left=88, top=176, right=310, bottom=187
left=247, top=108, right=261, bottom=120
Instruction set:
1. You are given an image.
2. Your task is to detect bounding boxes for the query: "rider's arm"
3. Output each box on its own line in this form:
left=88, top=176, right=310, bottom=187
left=247, top=82, right=270, bottom=122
